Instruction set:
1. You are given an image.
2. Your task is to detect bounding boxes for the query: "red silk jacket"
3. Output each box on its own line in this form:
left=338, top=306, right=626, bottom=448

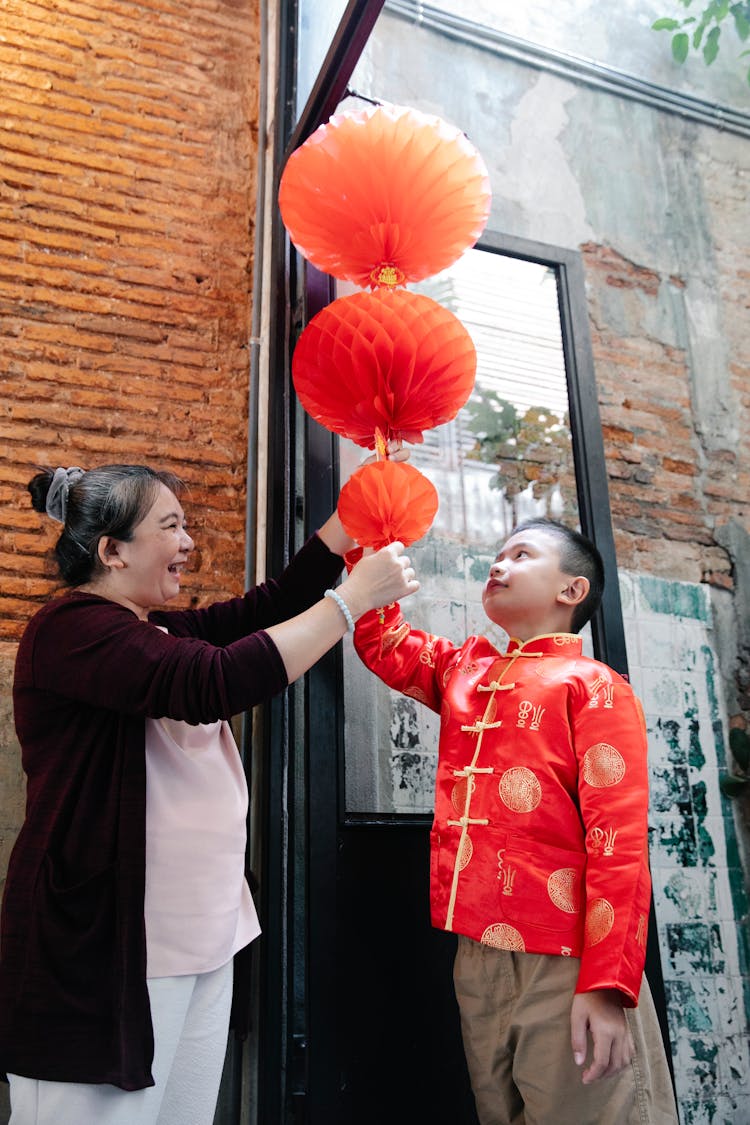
left=354, top=605, right=651, bottom=1006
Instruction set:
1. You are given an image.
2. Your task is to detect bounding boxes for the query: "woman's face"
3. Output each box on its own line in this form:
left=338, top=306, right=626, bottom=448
left=99, top=484, right=194, bottom=618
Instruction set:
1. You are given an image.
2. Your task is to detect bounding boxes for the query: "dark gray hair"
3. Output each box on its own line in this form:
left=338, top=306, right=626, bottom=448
left=509, top=517, right=605, bottom=633
left=29, top=464, right=184, bottom=586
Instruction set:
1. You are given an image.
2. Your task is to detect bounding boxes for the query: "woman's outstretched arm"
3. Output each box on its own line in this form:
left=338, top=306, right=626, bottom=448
left=265, top=540, right=418, bottom=684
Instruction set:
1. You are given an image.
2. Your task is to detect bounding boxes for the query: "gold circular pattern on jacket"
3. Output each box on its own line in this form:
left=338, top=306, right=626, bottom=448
left=404, top=685, right=431, bottom=705
left=584, top=898, right=615, bottom=946
left=499, top=766, right=542, bottom=813
left=582, top=743, right=626, bottom=787
left=451, top=775, right=475, bottom=814
left=547, top=868, right=580, bottom=914
left=458, top=834, right=473, bottom=870
left=480, top=923, right=525, bottom=951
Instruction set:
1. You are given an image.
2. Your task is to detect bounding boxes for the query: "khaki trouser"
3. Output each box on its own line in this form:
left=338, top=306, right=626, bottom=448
left=454, top=937, right=679, bottom=1125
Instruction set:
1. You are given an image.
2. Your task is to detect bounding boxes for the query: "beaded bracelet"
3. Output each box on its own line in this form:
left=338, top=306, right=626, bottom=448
left=324, top=588, right=355, bottom=633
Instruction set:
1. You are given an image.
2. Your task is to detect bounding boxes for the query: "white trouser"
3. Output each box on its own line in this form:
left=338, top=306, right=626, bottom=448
left=8, top=959, right=233, bottom=1125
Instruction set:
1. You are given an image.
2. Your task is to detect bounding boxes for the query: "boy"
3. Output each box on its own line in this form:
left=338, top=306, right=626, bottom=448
left=354, top=518, right=677, bottom=1125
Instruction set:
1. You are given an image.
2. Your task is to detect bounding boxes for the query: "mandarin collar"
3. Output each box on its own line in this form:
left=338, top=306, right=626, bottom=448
left=504, top=633, right=582, bottom=656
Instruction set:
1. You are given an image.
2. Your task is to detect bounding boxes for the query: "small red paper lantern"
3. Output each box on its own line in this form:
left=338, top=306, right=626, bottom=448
left=278, top=103, right=491, bottom=288
left=337, top=459, right=439, bottom=549
left=292, top=289, right=476, bottom=448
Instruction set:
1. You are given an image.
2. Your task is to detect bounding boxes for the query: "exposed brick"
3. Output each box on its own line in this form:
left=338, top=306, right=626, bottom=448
left=662, top=458, right=698, bottom=476
left=0, top=0, right=260, bottom=639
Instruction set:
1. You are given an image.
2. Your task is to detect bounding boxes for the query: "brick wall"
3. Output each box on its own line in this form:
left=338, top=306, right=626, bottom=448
left=0, top=0, right=261, bottom=968
left=0, top=0, right=261, bottom=641
left=582, top=239, right=748, bottom=592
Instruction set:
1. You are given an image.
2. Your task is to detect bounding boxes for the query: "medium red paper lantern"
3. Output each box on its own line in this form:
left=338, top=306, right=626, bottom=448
left=292, top=289, right=476, bottom=448
left=337, top=459, right=439, bottom=549
left=278, top=103, right=491, bottom=288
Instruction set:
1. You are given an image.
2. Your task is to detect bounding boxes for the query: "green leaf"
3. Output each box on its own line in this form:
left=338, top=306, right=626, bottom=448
left=706, top=0, right=730, bottom=19
left=672, top=31, right=691, bottom=60
left=732, top=5, right=750, bottom=38
left=653, top=17, right=681, bottom=29
left=704, top=25, right=722, bottom=62
left=721, top=774, right=749, bottom=797
left=730, top=727, right=750, bottom=770
left=693, top=21, right=707, bottom=46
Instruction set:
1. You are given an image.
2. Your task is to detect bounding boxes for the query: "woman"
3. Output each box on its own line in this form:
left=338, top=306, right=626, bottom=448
left=0, top=463, right=418, bottom=1125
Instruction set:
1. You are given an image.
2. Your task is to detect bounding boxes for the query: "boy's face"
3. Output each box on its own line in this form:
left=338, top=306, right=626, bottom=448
left=482, top=527, right=579, bottom=639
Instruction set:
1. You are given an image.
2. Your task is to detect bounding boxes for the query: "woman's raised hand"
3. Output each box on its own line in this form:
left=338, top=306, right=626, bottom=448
left=338, top=541, right=419, bottom=620
left=264, top=540, right=418, bottom=684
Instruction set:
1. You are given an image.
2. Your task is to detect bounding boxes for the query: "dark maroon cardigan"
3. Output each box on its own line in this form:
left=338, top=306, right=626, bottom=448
left=0, top=534, right=343, bottom=1090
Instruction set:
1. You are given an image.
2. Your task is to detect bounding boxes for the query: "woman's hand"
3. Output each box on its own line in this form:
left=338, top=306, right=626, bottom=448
left=264, top=540, right=418, bottom=684
left=337, top=541, right=419, bottom=619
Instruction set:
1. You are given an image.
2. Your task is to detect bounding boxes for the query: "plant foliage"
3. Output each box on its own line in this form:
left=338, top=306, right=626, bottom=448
left=462, top=390, right=574, bottom=520
left=653, top=0, right=750, bottom=85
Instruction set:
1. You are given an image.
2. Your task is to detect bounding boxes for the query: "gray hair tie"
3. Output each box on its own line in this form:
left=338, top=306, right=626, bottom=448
left=45, top=466, right=85, bottom=523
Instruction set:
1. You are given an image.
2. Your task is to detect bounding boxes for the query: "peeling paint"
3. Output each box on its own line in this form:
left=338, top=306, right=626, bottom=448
left=623, top=571, right=749, bottom=1122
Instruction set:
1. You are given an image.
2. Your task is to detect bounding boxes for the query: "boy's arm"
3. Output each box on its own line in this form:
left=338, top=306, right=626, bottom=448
left=572, top=675, right=652, bottom=1006
left=353, top=601, right=457, bottom=712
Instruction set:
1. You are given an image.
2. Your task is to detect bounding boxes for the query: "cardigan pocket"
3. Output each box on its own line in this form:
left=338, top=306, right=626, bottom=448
left=25, top=854, right=118, bottom=1018
left=498, top=836, right=585, bottom=934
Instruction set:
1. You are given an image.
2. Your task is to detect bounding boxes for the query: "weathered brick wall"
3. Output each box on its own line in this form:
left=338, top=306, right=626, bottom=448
left=0, top=0, right=260, bottom=640
left=0, top=0, right=260, bottom=939
left=584, top=236, right=747, bottom=590
left=577, top=118, right=749, bottom=601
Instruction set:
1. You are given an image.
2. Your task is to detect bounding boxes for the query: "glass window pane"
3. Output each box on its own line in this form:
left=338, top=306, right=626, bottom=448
left=296, top=1, right=351, bottom=117
left=341, top=248, right=580, bottom=815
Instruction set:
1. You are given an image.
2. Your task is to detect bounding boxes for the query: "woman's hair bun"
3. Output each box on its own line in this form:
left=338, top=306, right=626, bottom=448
left=27, top=469, right=55, bottom=514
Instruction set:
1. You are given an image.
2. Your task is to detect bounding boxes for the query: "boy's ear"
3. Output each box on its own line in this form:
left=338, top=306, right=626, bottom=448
left=557, top=575, right=590, bottom=608
left=97, top=536, right=126, bottom=570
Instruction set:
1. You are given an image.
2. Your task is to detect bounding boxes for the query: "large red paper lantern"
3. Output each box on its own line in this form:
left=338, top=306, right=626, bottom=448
left=337, top=459, right=439, bottom=550
left=292, top=289, right=476, bottom=448
left=279, top=103, right=491, bottom=288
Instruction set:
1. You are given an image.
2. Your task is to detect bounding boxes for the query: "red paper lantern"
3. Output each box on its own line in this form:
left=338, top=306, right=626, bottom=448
left=278, top=103, right=491, bottom=288
left=337, top=460, right=439, bottom=549
left=292, top=289, right=476, bottom=448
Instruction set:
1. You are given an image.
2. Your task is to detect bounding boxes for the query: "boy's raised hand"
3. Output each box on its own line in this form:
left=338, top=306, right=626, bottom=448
left=570, top=989, right=635, bottom=1084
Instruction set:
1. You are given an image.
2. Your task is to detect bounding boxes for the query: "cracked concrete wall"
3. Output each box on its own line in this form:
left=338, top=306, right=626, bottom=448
left=366, top=28, right=743, bottom=606
left=354, top=0, right=749, bottom=720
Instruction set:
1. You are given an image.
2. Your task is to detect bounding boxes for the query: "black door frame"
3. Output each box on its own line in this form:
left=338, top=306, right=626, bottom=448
left=258, top=4, right=386, bottom=1123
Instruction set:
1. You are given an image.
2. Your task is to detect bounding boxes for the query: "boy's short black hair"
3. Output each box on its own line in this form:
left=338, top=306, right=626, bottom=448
left=509, top=517, right=605, bottom=633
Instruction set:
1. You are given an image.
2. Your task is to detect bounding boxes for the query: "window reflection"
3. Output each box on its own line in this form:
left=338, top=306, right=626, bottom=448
left=341, top=248, right=579, bottom=815
left=296, top=1, right=351, bottom=117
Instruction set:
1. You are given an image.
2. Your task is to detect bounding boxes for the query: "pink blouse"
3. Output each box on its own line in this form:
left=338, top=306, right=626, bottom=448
left=143, top=714, right=260, bottom=978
